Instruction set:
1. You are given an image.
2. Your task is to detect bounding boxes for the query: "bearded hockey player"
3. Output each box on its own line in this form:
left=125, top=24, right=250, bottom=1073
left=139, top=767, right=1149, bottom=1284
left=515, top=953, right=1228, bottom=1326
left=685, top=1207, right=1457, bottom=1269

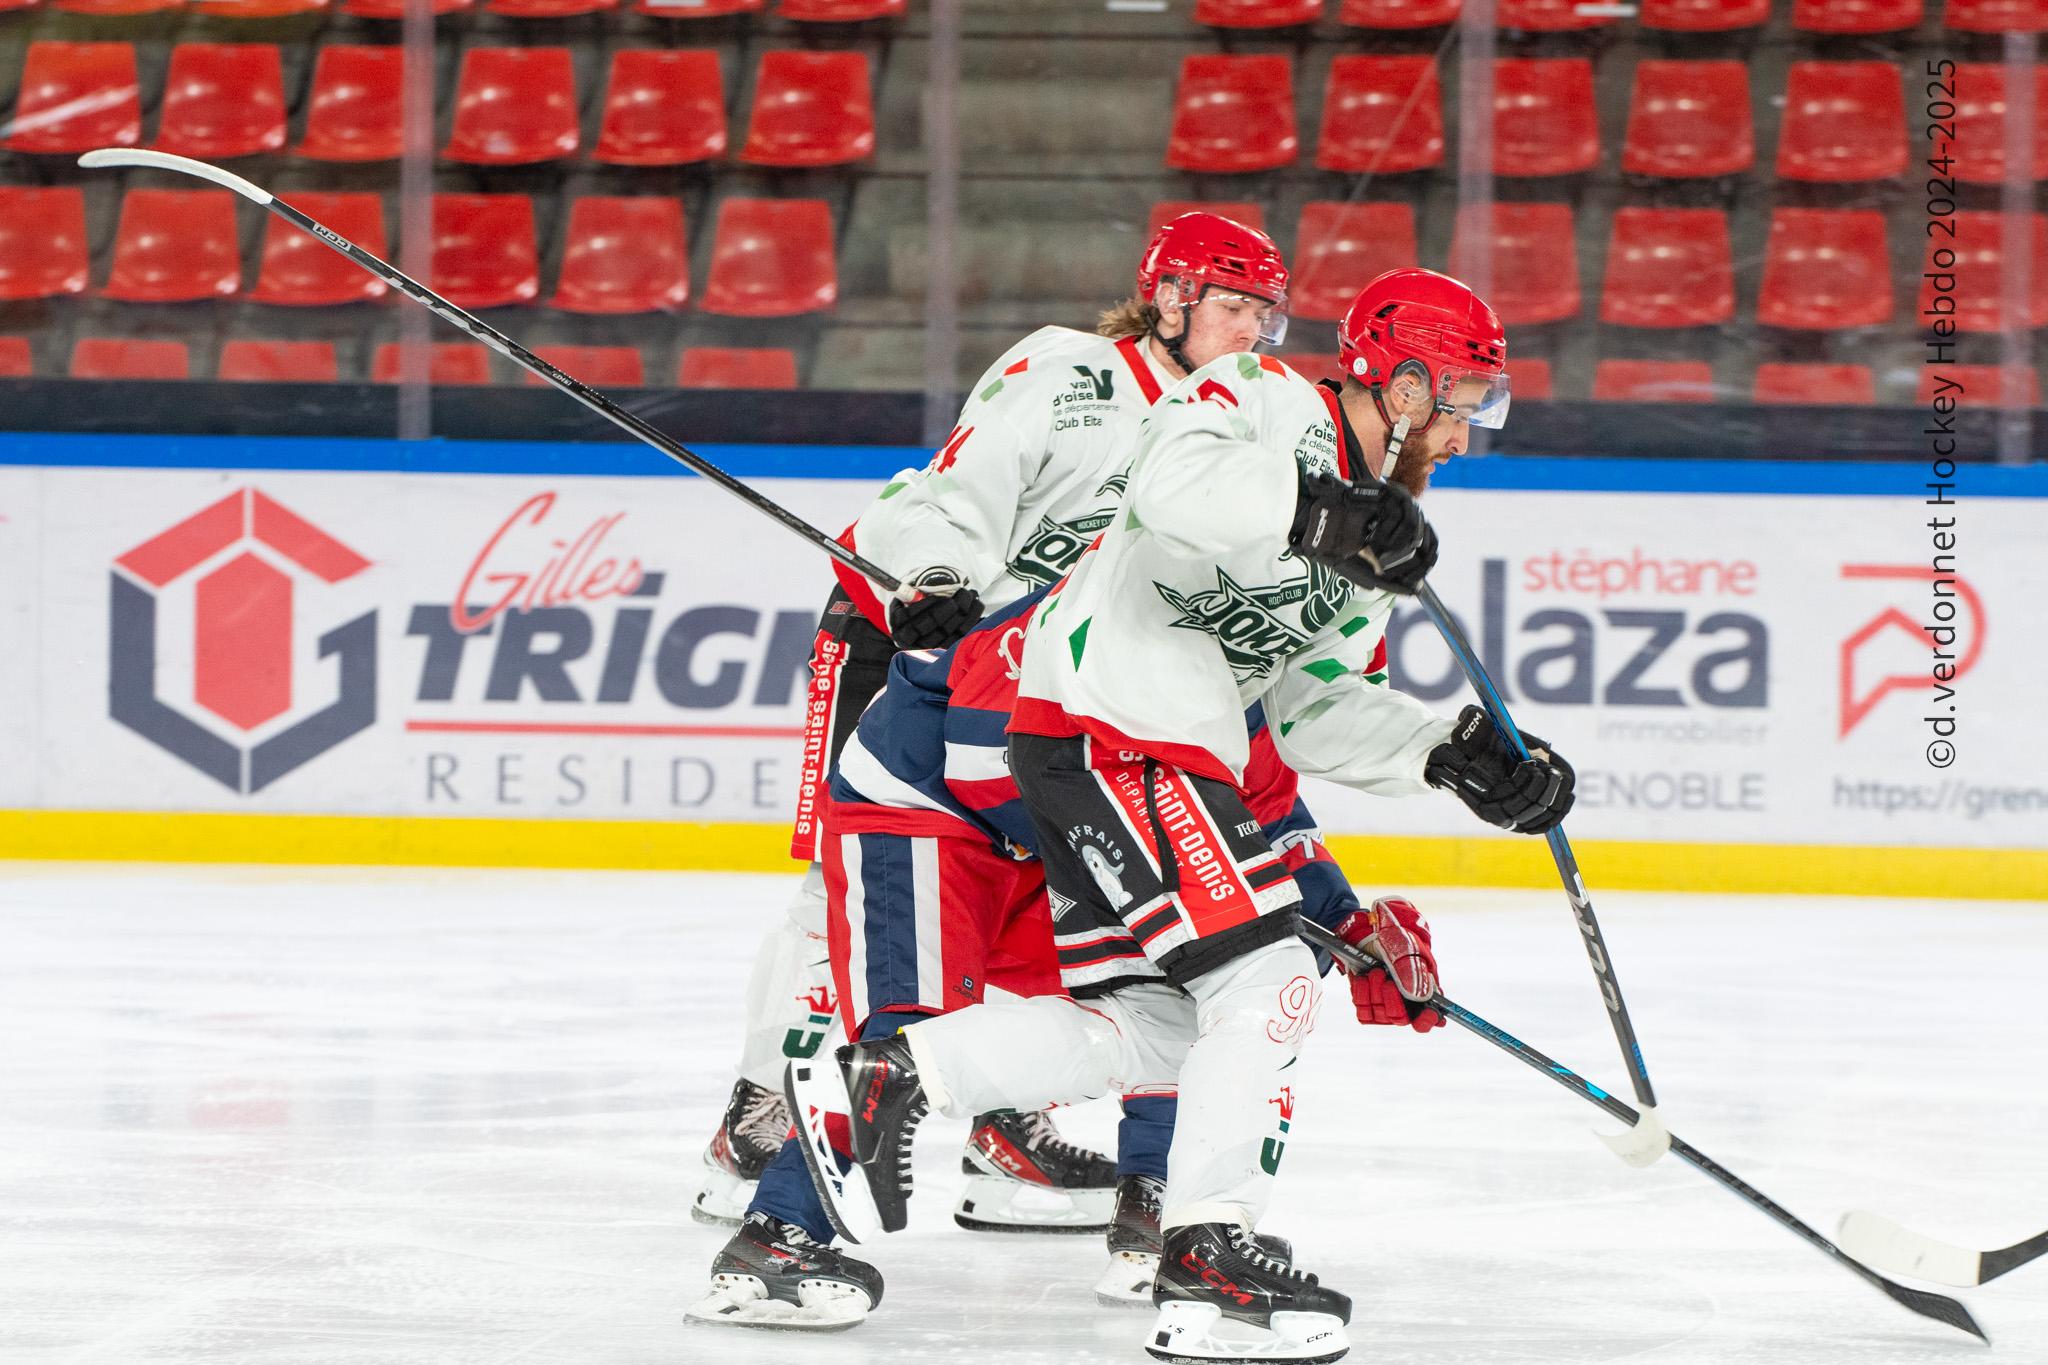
left=792, top=270, right=1578, bottom=1364
left=695, top=214, right=1293, bottom=1232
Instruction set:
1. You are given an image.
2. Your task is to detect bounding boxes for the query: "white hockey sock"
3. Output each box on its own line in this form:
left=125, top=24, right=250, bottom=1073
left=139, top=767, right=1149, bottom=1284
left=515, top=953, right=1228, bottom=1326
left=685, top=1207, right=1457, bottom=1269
left=1162, top=937, right=1322, bottom=1232
left=736, top=865, right=838, bottom=1091
left=901, top=995, right=1123, bottom=1119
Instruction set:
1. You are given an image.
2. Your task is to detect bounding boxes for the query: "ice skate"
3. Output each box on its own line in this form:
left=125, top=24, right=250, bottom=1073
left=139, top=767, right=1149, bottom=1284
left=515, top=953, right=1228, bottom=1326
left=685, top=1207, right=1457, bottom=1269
left=1099, top=1176, right=1293, bottom=1307
left=955, top=1110, right=1117, bottom=1234
left=684, top=1210, right=883, bottom=1331
left=1146, top=1223, right=1348, bottom=1363
left=691, top=1077, right=791, bottom=1226
left=785, top=1035, right=929, bottom=1241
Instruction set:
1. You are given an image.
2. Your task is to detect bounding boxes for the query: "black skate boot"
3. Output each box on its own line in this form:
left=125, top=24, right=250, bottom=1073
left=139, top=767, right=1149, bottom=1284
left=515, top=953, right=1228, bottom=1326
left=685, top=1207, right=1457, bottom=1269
left=955, top=1110, right=1117, bottom=1234
left=783, top=1035, right=929, bottom=1241
left=684, top=1210, right=884, bottom=1331
left=691, top=1077, right=792, bottom=1226
left=1099, top=1177, right=1296, bottom=1307
left=1148, top=1223, right=1349, bottom=1363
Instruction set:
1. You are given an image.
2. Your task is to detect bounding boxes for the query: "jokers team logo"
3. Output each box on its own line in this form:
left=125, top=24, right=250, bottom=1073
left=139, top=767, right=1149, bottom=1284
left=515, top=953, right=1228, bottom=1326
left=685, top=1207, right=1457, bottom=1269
left=110, top=488, right=376, bottom=793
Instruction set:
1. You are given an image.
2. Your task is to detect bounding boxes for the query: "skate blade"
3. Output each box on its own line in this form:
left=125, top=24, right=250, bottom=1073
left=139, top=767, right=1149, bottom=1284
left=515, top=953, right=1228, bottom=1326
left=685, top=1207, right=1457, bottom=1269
left=684, top=1274, right=871, bottom=1332
left=690, top=1164, right=754, bottom=1227
left=783, top=1059, right=883, bottom=1245
left=953, top=1174, right=1113, bottom=1234
left=1095, top=1249, right=1160, bottom=1307
left=1145, top=1301, right=1349, bottom=1364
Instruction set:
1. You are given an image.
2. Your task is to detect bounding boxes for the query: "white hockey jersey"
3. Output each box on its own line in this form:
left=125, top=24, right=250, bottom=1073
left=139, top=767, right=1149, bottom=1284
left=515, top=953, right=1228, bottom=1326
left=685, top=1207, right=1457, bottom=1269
left=1010, top=351, right=1455, bottom=794
left=834, top=326, right=1178, bottom=626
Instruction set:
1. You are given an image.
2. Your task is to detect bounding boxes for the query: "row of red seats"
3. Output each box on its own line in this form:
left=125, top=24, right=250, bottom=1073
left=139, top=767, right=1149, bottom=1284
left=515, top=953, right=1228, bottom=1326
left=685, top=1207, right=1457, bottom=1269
left=3, top=44, right=870, bottom=167
left=0, top=337, right=800, bottom=385
left=1279, top=355, right=2041, bottom=406
left=0, top=0, right=897, bottom=20
left=0, top=187, right=837, bottom=314
left=1169, top=53, right=2047, bottom=180
left=1203, top=0, right=2040, bottom=31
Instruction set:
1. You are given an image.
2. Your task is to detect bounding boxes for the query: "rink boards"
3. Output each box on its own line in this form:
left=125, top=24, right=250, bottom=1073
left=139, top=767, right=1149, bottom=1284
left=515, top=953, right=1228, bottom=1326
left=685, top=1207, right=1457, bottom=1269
left=1, top=434, right=2044, bottom=899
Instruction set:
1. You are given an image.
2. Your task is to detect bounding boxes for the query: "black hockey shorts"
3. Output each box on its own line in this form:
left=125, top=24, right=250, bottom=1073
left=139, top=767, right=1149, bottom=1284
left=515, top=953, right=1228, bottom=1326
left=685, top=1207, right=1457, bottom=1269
left=788, top=586, right=897, bottom=862
left=1009, top=731, right=1303, bottom=999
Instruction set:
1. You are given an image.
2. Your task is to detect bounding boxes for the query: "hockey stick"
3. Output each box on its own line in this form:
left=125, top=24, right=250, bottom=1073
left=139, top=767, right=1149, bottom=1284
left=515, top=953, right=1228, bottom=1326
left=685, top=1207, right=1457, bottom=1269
left=1297, top=919, right=1987, bottom=1342
left=1377, top=414, right=1667, bottom=1163
left=1836, top=1211, right=2048, bottom=1287
left=76, top=149, right=914, bottom=603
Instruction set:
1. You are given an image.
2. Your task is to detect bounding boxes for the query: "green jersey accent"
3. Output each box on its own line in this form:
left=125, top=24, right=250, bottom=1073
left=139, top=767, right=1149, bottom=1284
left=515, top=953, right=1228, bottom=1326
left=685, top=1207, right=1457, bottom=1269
left=1300, top=657, right=1350, bottom=684
left=1069, top=618, right=1092, bottom=668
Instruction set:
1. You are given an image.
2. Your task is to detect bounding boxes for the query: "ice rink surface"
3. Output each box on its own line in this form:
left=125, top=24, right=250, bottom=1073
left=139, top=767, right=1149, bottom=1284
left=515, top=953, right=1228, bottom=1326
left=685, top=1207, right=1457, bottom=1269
left=1, top=864, right=2043, bottom=1365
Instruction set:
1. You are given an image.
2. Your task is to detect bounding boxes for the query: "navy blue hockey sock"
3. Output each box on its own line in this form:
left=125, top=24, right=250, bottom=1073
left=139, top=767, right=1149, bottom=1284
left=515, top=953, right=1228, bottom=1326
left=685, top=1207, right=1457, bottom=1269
left=1117, top=1095, right=1176, bottom=1180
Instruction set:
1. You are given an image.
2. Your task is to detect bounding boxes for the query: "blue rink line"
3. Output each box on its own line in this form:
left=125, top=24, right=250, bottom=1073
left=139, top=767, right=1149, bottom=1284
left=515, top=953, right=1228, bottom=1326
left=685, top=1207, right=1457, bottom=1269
left=2, top=432, right=2045, bottom=497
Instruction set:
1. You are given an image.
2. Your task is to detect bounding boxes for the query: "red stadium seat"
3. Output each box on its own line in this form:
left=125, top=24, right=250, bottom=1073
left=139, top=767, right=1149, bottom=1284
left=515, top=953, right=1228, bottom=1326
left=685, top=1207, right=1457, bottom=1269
left=1757, top=209, right=1893, bottom=329
left=678, top=348, right=800, bottom=388
left=1292, top=202, right=1417, bottom=321
left=1498, top=0, right=1613, bottom=28
left=1640, top=0, right=1770, bottom=28
left=373, top=343, right=494, bottom=385
left=101, top=190, right=242, bottom=304
left=1599, top=207, right=1733, bottom=329
left=430, top=195, right=540, bottom=309
left=343, top=0, right=469, bottom=15
left=1945, top=0, right=2048, bottom=31
left=489, top=0, right=614, bottom=15
left=1196, top=0, right=1322, bottom=25
left=1777, top=62, right=1907, bottom=182
left=0, top=187, right=90, bottom=300
left=1622, top=61, right=1753, bottom=179
left=155, top=44, right=287, bottom=160
left=701, top=198, right=837, bottom=317
left=0, top=338, right=29, bottom=378
left=0, top=0, right=39, bottom=11
left=780, top=0, right=904, bottom=16
left=1923, top=212, right=2048, bottom=331
left=1167, top=55, right=1298, bottom=173
left=1510, top=357, right=1552, bottom=399
left=1278, top=352, right=1342, bottom=384
left=635, top=0, right=764, bottom=17
left=739, top=52, right=875, bottom=167
left=1317, top=55, right=1443, bottom=175
left=1954, top=65, right=2048, bottom=183
left=70, top=339, right=190, bottom=380
left=596, top=50, right=727, bottom=166
left=4, top=42, right=141, bottom=155
left=1592, top=360, right=1715, bottom=403
left=1918, top=365, right=2041, bottom=406
left=297, top=47, right=404, bottom=163
left=524, top=347, right=647, bottom=388
left=191, top=0, right=327, bottom=15
left=219, top=341, right=339, bottom=383
left=1492, top=58, right=1599, bottom=177
left=1753, top=364, right=1876, bottom=405
left=1449, top=202, right=1580, bottom=325
left=445, top=48, right=579, bottom=166
left=550, top=197, right=689, bottom=315
left=1793, top=0, right=1922, bottom=29
left=1338, top=0, right=1459, bottom=22
left=250, top=193, right=388, bottom=307
left=1148, top=202, right=1266, bottom=238
left=53, top=0, right=179, bottom=13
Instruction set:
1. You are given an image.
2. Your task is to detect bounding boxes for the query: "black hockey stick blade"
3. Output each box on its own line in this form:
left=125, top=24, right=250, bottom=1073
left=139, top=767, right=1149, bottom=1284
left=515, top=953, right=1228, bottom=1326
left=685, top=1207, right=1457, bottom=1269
left=1876, top=1280, right=1988, bottom=1341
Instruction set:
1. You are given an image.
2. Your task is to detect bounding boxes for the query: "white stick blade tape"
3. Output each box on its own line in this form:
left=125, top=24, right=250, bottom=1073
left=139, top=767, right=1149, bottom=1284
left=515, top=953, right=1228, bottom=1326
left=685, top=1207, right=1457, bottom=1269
left=1597, top=1103, right=1673, bottom=1167
left=1836, top=1210, right=1982, bottom=1286
left=76, top=149, right=273, bottom=205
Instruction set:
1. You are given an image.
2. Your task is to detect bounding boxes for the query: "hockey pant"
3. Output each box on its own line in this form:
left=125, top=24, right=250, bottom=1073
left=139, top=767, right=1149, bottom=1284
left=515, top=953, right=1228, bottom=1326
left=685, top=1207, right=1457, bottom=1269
left=734, top=588, right=897, bottom=1091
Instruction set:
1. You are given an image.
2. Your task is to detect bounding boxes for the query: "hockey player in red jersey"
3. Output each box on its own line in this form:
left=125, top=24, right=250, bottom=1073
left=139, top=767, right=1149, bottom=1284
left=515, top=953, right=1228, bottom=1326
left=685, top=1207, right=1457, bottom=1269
left=793, top=270, right=1577, bottom=1363
left=695, top=214, right=1294, bottom=1232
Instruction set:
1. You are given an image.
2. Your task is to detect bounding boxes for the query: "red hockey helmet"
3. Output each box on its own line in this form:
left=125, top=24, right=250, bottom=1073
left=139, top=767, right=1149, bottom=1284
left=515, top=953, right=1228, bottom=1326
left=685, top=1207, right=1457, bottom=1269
left=1338, top=267, right=1511, bottom=431
left=1138, top=212, right=1290, bottom=344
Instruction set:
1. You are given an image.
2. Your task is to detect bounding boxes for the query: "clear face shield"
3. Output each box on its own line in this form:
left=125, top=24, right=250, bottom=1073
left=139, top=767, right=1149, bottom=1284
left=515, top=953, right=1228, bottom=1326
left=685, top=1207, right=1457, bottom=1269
left=1156, top=278, right=1290, bottom=347
left=1433, top=366, right=1512, bottom=430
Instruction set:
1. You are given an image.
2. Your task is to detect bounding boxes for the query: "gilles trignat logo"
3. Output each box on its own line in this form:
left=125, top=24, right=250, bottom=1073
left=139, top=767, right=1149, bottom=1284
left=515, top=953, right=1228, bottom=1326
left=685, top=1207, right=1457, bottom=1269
left=110, top=488, right=376, bottom=793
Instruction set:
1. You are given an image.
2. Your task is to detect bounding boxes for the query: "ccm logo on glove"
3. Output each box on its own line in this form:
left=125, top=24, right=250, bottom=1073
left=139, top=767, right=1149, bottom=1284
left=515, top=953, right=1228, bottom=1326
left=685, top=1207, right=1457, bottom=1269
left=1425, top=703, right=1576, bottom=835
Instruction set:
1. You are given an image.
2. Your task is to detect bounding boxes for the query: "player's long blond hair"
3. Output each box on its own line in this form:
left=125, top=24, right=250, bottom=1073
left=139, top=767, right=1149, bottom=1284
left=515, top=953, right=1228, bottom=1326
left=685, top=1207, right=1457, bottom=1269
left=1096, top=296, right=1157, bottom=339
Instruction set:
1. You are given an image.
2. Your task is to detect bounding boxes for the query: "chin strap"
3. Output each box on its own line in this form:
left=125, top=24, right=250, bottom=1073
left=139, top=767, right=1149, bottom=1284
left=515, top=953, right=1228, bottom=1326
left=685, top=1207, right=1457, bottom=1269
left=1150, top=318, right=1196, bottom=379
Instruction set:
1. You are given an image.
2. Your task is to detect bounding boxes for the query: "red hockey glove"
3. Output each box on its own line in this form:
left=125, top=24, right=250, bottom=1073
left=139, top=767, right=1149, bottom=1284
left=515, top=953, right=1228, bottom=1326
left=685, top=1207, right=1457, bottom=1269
left=1335, top=897, right=1442, bottom=1033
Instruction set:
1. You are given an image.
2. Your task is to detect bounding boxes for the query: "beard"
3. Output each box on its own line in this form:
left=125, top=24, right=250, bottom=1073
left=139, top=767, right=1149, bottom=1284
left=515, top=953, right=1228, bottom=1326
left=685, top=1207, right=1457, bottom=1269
left=1386, top=436, right=1437, bottom=499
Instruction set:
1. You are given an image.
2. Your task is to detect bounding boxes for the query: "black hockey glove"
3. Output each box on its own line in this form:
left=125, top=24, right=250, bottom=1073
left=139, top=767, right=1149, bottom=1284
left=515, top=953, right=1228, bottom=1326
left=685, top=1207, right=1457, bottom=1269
left=1425, top=703, right=1576, bottom=835
left=887, top=567, right=985, bottom=650
left=1288, top=470, right=1438, bottom=595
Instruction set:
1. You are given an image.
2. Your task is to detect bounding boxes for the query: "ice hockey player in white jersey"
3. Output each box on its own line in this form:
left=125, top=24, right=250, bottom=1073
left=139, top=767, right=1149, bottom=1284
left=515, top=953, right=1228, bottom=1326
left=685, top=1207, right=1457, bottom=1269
left=793, top=270, right=1578, bottom=1364
left=694, top=213, right=1294, bottom=1231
